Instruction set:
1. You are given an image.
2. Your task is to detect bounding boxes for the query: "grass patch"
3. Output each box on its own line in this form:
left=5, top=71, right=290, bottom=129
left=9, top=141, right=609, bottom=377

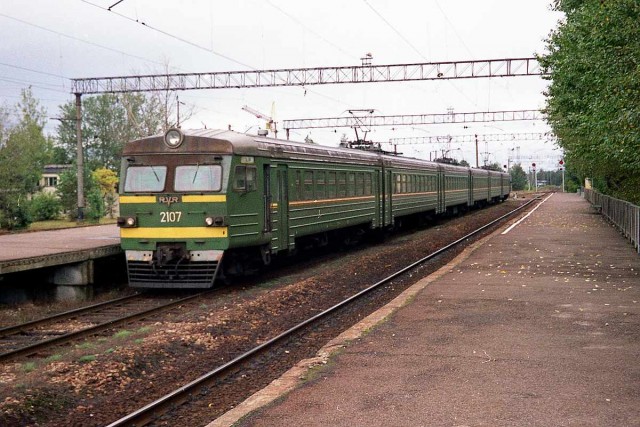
left=104, top=348, right=115, bottom=354
left=134, top=338, right=144, bottom=344
left=78, top=355, right=96, bottom=363
left=76, top=341, right=95, bottom=350
left=27, top=220, right=78, bottom=231
left=136, top=326, right=151, bottom=334
left=113, top=329, right=133, bottom=339
left=45, top=354, right=62, bottom=363
left=22, top=362, right=37, bottom=373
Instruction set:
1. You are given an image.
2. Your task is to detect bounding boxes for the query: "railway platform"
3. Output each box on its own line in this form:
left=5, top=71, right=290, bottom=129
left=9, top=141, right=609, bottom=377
left=0, top=224, right=120, bottom=286
left=215, top=192, right=640, bottom=426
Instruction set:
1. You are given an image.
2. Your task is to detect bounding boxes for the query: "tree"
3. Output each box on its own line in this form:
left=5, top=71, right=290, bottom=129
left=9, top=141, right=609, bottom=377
left=539, top=0, right=640, bottom=203
left=56, top=165, right=99, bottom=220
left=56, top=93, right=163, bottom=171
left=0, top=88, right=53, bottom=229
left=510, top=164, right=528, bottom=191
left=92, top=167, right=119, bottom=218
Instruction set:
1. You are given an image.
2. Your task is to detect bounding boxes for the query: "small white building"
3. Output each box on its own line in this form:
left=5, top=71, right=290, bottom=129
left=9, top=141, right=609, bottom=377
left=39, top=164, right=71, bottom=194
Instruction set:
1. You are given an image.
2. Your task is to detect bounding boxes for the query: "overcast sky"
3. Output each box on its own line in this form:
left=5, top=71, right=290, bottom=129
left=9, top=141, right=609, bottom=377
left=0, top=0, right=564, bottom=169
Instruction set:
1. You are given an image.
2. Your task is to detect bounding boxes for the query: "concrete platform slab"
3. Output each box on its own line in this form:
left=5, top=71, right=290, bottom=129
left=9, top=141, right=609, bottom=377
left=222, top=193, right=640, bottom=427
left=0, top=225, right=120, bottom=274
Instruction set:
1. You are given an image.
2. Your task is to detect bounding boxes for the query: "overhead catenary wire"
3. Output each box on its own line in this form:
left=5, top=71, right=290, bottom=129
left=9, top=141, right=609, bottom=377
left=265, top=0, right=356, bottom=61
left=80, top=0, right=254, bottom=70
left=0, top=12, right=174, bottom=71
left=362, top=0, right=428, bottom=61
left=79, top=0, right=355, bottom=111
left=361, top=0, right=479, bottom=109
left=433, top=0, right=475, bottom=58
left=0, top=77, right=69, bottom=94
left=0, top=62, right=70, bottom=80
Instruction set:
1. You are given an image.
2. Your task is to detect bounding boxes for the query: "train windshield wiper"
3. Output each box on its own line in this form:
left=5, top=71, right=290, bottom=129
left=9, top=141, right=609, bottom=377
left=150, top=165, right=160, bottom=182
left=192, top=163, right=200, bottom=184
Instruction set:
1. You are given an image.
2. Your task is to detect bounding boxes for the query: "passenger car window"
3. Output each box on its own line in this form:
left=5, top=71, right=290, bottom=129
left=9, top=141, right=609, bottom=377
left=175, top=165, right=222, bottom=192
left=304, top=171, right=314, bottom=200
left=124, top=166, right=167, bottom=192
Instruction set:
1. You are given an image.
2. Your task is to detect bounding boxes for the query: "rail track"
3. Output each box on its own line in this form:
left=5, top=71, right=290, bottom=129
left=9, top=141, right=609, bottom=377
left=106, top=197, right=540, bottom=427
left=0, top=292, right=209, bottom=362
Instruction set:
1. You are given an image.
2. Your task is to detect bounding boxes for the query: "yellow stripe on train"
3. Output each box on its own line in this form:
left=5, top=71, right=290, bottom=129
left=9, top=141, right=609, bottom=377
left=182, top=195, right=226, bottom=202
left=119, top=195, right=227, bottom=204
left=120, top=227, right=228, bottom=239
left=119, top=196, right=156, bottom=204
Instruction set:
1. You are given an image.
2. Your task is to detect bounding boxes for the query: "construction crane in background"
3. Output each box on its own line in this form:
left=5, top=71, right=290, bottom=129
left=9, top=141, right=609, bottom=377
left=242, top=104, right=277, bottom=137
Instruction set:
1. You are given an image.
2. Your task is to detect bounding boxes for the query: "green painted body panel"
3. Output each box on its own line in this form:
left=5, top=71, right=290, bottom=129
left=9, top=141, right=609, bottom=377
left=119, top=198, right=230, bottom=251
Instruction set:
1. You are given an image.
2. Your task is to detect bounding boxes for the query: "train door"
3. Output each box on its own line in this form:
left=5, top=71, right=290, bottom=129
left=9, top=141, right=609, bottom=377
left=263, top=164, right=273, bottom=235
left=467, top=169, right=473, bottom=207
left=374, top=169, right=382, bottom=227
left=264, top=164, right=289, bottom=252
left=380, top=165, right=391, bottom=227
left=437, top=166, right=445, bottom=214
left=276, top=165, right=289, bottom=250
left=386, top=168, right=393, bottom=226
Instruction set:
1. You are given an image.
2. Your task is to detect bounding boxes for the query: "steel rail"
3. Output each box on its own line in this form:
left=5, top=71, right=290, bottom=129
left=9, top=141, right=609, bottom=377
left=0, top=293, right=140, bottom=337
left=107, top=197, right=541, bottom=427
left=0, top=292, right=209, bottom=362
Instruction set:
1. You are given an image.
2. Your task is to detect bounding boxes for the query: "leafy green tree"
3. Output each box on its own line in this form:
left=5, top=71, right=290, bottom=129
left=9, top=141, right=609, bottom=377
left=56, top=93, right=163, bottom=171
left=56, top=166, right=98, bottom=220
left=85, top=187, right=105, bottom=222
left=539, top=0, right=640, bottom=203
left=92, top=168, right=119, bottom=218
left=510, top=164, right=528, bottom=191
left=0, top=88, right=53, bottom=229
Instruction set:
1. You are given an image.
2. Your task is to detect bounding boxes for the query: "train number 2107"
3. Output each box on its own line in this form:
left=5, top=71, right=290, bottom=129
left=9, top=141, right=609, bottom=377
left=160, top=211, right=182, bottom=223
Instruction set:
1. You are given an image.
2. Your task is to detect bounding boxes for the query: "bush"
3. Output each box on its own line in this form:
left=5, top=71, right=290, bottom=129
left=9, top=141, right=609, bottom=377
left=85, top=188, right=105, bottom=222
left=0, top=195, right=31, bottom=230
left=29, top=192, right=62, bottom=221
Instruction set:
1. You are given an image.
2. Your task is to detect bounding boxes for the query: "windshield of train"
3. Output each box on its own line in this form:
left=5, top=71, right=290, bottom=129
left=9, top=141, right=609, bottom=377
left=174, top=165, right=222, bottom=192
left=124, top=166, right=167, bottom=192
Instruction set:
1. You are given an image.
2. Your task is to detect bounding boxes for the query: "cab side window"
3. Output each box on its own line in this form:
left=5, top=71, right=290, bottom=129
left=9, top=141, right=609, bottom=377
left=234, top=165, right=257, bottom=191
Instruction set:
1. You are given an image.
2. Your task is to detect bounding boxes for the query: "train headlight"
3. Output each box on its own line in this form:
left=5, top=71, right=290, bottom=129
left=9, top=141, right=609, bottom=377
left=117, top=216, right=138, bottom=228
left=164, top=128, right=184, bottom=148
left=204, top=216, right=225, bottom=227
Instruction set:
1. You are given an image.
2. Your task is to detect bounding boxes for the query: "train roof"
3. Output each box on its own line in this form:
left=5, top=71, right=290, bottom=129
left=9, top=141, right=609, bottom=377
left=123, top=129, right=507, bottom=176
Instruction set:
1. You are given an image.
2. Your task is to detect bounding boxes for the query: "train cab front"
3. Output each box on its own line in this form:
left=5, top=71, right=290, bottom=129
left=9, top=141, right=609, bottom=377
left=117, top=128, right=232, bottom=289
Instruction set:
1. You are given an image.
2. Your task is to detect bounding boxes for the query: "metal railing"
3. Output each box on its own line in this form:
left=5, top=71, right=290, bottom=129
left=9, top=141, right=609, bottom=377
left=583, top=188, right=640, bottom=253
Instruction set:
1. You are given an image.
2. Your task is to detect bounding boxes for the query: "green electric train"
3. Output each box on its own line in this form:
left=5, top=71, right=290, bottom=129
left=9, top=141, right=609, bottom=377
left=117, top=128, right=510, bottom=288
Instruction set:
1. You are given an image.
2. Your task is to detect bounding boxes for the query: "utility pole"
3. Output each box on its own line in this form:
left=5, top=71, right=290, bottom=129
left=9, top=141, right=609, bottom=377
left=75, top=93, right=84, bottom=222
left=176, top=95, right=180, bottom=128
left=475, top=134, right=479, bottom=168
